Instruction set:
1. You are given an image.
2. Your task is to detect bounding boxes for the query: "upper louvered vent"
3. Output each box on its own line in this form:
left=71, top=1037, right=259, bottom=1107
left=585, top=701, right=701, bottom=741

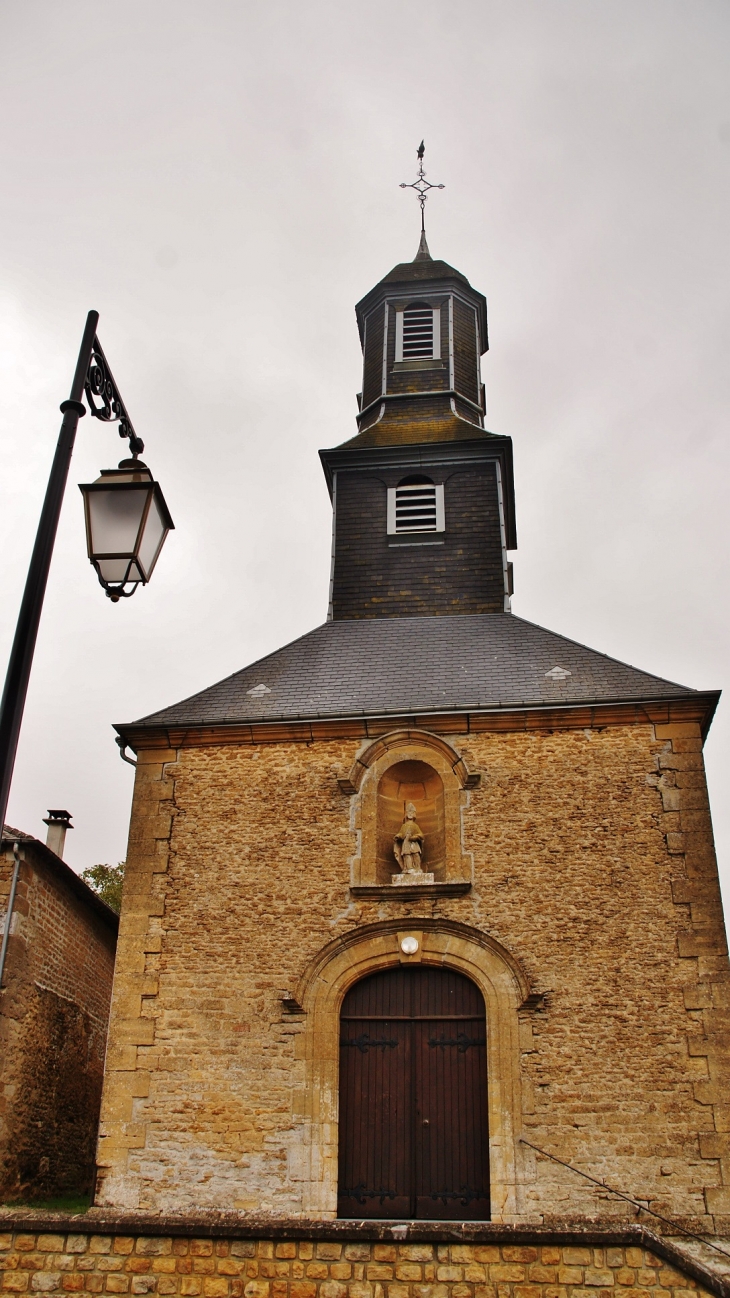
left=395, top=482, right=437, bottom=530
left=387, top=476, right=445, bottom=535
left=402, top=303, right=434, bottom=358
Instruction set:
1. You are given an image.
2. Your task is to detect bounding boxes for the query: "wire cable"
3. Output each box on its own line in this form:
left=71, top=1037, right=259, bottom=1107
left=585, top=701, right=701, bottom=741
left=520, top=1138, right=730, bottom=1262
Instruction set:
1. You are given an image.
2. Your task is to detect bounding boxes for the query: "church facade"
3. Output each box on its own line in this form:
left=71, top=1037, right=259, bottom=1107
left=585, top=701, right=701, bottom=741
left=95, top=236, right=730, bottom=1239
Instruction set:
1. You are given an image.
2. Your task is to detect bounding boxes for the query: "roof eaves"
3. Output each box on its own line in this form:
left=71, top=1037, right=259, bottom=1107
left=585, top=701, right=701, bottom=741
left=117, top=690, right=720, bottom=747
left=119, top=620, right=331, bottom=730
left=510, top=613, right=698, bottom=695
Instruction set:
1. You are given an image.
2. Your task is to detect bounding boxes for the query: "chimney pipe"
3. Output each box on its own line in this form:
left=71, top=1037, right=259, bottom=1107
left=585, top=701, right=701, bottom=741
left=43, top=810, right=73, bottom=859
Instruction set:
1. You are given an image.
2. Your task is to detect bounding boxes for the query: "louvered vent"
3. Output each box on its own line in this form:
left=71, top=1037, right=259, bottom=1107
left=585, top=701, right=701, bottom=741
left=402, top=304, right=434, bottom=358
left=394, top=482, right=438, bottom=531
left=387, top=478, right=445, bottom=535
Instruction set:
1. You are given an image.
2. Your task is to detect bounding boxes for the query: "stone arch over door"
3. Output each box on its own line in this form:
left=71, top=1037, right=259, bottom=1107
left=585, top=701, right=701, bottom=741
left=290, top=919, right=529, bottom=1221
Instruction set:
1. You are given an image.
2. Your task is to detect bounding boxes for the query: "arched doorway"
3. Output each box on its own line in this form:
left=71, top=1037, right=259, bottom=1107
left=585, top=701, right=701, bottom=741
left=337, top=965, right=490, bottom=1220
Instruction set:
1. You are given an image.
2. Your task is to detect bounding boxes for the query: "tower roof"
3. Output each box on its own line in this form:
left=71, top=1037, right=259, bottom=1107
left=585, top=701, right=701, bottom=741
left=349, top=238, right=490, bottom=449
left=379, top=251, right=470, bottom=288
left=355, top=241, right=485, bottom=348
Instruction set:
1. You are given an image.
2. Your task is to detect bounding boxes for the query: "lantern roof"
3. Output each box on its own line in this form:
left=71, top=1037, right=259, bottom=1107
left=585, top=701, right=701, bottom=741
left=355, top=238, right=487, bottom=350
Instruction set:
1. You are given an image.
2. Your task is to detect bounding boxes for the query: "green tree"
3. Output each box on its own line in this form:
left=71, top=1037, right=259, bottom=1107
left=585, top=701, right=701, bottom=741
left=81, top=861, right=125, bottom=914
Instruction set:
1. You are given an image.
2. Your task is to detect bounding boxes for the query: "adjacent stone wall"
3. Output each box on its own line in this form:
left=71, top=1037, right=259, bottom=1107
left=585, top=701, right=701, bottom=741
left=0, top=840, right=118, bottom=1200
left=8, top=985, right=105, bottom=1198
left=96, top=716, right=730, bottom=1232
left=0, top=1227, right=722, bottom=1298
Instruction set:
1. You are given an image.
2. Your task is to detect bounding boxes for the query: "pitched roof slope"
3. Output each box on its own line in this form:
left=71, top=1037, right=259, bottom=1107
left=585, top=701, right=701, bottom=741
left=121, top=614, right=704, bottom=732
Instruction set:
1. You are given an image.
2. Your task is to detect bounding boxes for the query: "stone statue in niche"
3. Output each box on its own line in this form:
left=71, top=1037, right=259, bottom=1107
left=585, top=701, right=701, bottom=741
left=394, top=803, right=424, bottom=870
left=392, top=802, right=434, bottom=886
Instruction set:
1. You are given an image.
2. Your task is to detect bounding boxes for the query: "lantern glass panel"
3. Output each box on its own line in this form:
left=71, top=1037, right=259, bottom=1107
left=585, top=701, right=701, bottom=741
left=137, top=492, right=168, bottom=579
left=87, top=486, right=151, bottom=556
left=96, top=557, right=144, bottom=584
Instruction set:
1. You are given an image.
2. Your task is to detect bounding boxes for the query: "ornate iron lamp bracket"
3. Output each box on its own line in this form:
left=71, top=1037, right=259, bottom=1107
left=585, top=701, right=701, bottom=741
left=85, top=335, right=145, bottom=458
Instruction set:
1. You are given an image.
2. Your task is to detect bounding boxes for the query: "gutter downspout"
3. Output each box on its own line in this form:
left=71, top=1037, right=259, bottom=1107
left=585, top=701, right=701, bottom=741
left=0, top=840, right=21, bottom=990
left=327, top=471, right=337, bottom=622
left=495, top=460, right=512, bottom=613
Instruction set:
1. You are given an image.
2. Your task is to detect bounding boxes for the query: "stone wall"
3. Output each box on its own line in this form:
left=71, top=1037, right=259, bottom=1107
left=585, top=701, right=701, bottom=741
left=0, top=840, right=118, bottom=1200
left=96, top=714, right=730, bottom=1231
left=0, top=1225, right=724, bottom=1298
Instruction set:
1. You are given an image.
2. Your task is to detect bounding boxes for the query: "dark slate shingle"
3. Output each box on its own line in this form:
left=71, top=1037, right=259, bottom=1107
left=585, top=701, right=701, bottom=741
left=122, top=614, right=699, bottom=731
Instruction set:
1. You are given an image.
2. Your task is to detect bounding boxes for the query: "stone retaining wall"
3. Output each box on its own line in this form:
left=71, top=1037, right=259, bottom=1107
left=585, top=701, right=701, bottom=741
left=0, top=1231, right=724, bottom=1298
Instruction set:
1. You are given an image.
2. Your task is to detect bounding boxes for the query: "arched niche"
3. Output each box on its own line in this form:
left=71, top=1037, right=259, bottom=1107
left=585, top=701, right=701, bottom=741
left=377, top=759, right=445, bottom=883
left=345, top=729, right=476, bottom=887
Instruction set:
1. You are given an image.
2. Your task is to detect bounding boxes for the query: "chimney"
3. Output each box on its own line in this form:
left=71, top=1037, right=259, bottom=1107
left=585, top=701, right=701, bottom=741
left=43, top=810, right=73, bottom=859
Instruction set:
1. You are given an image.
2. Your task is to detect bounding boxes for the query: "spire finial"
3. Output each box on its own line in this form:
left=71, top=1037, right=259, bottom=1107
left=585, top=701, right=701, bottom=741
left=399, top=141, right=444, bottom=238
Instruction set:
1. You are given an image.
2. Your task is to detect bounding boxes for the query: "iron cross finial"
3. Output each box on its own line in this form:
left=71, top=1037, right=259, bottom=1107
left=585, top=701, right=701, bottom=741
left=400, top=141, right=444, bottom=232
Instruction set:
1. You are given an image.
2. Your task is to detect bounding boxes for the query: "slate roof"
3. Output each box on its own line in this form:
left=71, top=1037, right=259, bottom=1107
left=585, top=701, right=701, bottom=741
left=121, top=613, right=706, bottom=733
left=380, top=256, right=469, bottom=286
left=354, top=241, right=487, bottom=348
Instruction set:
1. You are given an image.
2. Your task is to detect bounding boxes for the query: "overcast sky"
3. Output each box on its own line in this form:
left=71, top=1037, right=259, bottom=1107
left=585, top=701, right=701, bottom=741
left=0, top=1, right=728, bottom=911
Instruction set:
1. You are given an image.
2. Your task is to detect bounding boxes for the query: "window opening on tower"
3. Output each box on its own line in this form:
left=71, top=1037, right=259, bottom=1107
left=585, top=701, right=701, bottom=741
left=387, top=475, right=445, bottom=534
left=402, top=303, right=434, bottom=358
left=394, top=302, right=441, bottom=363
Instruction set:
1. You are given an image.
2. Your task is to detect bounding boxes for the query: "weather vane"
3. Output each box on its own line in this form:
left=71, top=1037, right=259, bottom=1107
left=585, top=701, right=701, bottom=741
left=400, top=141, right=444, bottom=232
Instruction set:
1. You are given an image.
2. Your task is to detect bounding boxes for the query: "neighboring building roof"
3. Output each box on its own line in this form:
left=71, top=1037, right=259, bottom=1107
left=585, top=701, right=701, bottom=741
left=119, top=613, right=715, bottom=735
left=1, top=826, right=120, bottom=931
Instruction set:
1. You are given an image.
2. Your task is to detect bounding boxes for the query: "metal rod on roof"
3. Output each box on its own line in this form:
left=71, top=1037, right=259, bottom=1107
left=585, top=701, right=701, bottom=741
left=0, top=841, right=21, bottom=990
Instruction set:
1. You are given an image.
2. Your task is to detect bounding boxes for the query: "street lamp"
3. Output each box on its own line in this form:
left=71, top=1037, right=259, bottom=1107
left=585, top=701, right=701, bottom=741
left=80, top=461, right=173, bottom=601
left=0, top=310, right=174, bottom=839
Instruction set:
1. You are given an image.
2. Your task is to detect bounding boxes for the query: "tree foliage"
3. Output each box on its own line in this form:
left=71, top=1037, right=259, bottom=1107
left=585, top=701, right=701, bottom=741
left=81, top=862, right=125, bottom=914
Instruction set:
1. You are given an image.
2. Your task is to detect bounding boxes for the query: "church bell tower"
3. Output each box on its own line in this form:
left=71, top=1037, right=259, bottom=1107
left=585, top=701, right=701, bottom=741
left=322, top=233, right=516, bottom=620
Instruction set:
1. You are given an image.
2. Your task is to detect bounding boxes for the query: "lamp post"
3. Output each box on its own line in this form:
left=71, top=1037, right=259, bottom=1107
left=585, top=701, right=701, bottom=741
left=0, top=311, right=174, bottom=839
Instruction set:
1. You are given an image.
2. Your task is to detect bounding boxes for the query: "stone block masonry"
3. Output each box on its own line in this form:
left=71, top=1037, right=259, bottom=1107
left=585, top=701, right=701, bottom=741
left=0, top=1222, right=725, bottom=1298
left=96, top=714, right=730, bottom=1231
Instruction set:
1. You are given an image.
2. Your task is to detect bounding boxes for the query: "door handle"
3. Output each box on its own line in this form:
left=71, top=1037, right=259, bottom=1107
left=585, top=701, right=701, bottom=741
left=422, top=1119, right=430, bottom=1126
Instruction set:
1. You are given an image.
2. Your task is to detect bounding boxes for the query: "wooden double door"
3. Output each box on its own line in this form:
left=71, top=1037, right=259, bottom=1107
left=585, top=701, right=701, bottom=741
left=337, top=966, right=490, bottom=1220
